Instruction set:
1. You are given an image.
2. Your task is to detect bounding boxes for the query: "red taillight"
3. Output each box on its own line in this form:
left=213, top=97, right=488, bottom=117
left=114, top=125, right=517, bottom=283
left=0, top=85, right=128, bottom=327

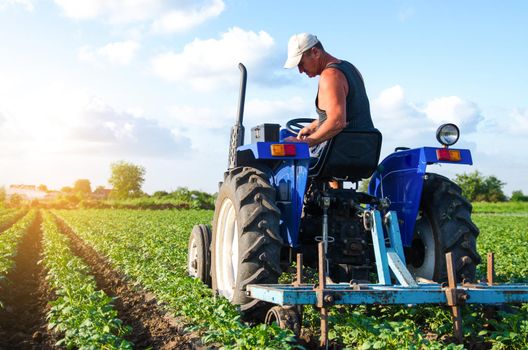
left=270, top=144, right=297, bottom=156
left=436, top=149, right=461, bottom=161
left=284, top=144, right=296, bottom=156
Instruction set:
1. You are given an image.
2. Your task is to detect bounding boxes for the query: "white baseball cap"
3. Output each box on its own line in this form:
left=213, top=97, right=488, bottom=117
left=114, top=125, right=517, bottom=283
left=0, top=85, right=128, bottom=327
left=284, top=33, right=319, bottom=69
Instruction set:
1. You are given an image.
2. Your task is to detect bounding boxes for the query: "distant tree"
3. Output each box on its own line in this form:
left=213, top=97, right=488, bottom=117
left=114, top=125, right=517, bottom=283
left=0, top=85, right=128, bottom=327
left=37, top=184, right=48, bottom=192
left=0, top=187, right=6, bottom=206
left=153, top=190, right=169, bottom=197
left=61, top=186, right=73, bottom=193
left=454, top=171, right=506, bottom=202
left=108, top=161, right=146, bottom=199
left=511, top=190, right=528, bottom=202
left=74, top=179, right=92, bottom=194
left=9, top=193, right=23, bottom=207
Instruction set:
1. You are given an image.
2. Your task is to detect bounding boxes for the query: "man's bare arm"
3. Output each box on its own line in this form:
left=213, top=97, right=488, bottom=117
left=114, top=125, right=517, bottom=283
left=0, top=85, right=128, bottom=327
left=303, top=68, right=348, bottom=146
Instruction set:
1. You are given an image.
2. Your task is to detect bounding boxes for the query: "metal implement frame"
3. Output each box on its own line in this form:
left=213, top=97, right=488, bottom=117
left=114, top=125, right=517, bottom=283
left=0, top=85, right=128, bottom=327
left=248, top=208, right=528, bottom=348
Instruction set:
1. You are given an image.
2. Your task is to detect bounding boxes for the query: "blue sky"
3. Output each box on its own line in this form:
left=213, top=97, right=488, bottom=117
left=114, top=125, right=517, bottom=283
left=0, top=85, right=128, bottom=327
left=0, top=0, right=527, bottom=195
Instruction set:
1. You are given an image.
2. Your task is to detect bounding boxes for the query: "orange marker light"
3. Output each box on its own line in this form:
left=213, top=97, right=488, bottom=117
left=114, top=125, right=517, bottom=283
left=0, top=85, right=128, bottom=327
left=270, top=144, right=297, bottom=157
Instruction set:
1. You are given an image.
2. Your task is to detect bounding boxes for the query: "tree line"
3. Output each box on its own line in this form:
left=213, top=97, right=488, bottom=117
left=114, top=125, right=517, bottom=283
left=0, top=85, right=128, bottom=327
left=2, top=163, right=526, bottom=209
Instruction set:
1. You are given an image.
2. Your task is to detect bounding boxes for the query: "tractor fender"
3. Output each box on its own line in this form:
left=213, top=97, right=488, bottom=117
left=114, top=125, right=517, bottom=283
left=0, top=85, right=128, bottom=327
left=368, top=147, right=472, bottom=247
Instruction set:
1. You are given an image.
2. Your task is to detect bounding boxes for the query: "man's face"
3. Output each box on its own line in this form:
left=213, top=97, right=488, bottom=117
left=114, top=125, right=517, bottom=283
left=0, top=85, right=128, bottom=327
left=297, top=48, right=317, bottom=77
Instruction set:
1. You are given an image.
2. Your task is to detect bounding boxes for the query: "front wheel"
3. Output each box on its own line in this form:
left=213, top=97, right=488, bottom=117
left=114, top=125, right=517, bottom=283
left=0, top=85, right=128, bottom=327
left=406, top=173, right=481, bottom=282
left=211, top=167, right=283, bottom=320
left=187, top=224, right=212, bottom=287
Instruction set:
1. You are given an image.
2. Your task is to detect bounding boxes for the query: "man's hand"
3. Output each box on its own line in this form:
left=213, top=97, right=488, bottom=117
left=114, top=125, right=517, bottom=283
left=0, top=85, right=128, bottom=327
left=297, top=126, right=313, bottom=139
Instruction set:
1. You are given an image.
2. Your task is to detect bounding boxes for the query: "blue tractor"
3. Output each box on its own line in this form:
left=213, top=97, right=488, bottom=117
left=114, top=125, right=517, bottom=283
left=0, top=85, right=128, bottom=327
left=187, top=64, right=480, bottom=322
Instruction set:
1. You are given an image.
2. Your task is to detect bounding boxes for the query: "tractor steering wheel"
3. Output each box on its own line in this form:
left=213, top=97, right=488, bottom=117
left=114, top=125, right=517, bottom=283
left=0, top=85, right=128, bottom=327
left=285, top=118, right=316, bottom=135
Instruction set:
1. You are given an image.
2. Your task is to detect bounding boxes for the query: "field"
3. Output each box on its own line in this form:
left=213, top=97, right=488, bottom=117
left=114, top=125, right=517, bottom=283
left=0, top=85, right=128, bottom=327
left=0, top=203, right=526, bottom=349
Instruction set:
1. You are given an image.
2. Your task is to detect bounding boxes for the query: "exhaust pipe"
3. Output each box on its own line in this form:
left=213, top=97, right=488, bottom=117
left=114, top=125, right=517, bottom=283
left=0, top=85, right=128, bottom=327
left=227, top=63, right=247, bottom=170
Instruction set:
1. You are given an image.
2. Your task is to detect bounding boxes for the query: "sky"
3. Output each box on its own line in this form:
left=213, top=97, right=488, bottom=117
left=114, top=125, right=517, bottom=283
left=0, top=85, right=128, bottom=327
left=0, top=0, right=527, bottom=195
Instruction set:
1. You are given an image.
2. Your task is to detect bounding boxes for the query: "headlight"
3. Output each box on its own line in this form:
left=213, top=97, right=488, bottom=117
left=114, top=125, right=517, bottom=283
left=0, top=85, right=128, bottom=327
left=436, top=123, right=460, bottom=147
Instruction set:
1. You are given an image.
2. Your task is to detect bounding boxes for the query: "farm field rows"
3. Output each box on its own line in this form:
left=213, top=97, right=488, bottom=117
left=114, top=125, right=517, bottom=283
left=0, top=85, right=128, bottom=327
left=41, top=211, right=133, bottom=349
left=0, top=210, right=36, bottom=292
left=0, top=204, right=526, bottom=349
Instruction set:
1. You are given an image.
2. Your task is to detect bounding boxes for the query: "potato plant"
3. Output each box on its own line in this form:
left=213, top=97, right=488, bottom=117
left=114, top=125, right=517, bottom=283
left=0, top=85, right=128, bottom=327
left=0, top=210, right=36, bottom=307
left=41, top=211, right=133, bottom=349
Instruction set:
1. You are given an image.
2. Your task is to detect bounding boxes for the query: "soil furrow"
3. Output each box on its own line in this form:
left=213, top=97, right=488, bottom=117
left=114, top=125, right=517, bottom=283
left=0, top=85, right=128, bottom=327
left=53, top=214, right=204, bottom=350
left=0, top=212, right=56, bottom=350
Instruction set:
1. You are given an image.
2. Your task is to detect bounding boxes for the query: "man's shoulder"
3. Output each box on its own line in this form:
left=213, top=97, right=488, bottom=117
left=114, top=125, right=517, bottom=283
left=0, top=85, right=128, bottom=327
left=320, top=63, right=348, bottom=87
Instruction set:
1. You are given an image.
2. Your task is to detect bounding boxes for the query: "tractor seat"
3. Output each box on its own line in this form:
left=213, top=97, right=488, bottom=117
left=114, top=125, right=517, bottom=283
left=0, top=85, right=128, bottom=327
left=309, top=128, right=382, bottom=183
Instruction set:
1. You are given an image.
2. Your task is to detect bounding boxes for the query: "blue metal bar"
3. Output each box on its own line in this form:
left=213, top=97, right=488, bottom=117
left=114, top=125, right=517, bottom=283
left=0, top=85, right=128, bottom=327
left=386, top=211, right=405, bottom=264
left=247, top=283, right=528, bottom=306
left=387, top=251, right=418, bottom=287
left=370, top=210, right=391, bottom=285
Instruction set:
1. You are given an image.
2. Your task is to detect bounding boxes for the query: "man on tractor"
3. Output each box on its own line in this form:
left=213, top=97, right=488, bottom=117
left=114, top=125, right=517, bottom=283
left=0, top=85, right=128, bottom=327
left=283, top=33, right=374, bottom=159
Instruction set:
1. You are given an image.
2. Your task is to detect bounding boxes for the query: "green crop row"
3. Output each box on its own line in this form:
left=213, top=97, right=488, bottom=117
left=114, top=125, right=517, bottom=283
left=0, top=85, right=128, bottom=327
left=55, top=209, right=298, bottom=350
left=0, top=208, right=27, bottom=232
left=0, top=210, right=36, bottom=307
left=41, top=211, right=133, bottom=349
left=0, top=208, right=15, bottom=217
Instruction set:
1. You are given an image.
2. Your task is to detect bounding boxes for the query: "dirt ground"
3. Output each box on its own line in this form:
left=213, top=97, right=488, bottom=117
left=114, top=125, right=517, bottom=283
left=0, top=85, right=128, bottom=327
left=0, top=212, right=208, bottom=349
left=53, top=214, right=206, bottom=350
left=0, top=213, right=56, bottom=350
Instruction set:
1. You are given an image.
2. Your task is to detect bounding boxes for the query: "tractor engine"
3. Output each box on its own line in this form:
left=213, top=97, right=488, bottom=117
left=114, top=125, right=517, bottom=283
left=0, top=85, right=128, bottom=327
left=298, top=185, right=374, bottom=283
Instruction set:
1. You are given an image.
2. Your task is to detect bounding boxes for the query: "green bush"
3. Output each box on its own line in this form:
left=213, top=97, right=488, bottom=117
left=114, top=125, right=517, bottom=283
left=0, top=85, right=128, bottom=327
left=511, top=190, right=528, bottom=202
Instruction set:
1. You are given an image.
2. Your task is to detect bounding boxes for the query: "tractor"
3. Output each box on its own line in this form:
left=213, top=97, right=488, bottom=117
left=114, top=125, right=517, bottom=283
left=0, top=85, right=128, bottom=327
left=187, top=63, right=481, bottom=326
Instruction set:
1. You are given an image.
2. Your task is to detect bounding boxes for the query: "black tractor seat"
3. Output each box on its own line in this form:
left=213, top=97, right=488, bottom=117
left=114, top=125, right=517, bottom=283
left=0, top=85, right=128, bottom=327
left=309, top=128, right=382, bottom=183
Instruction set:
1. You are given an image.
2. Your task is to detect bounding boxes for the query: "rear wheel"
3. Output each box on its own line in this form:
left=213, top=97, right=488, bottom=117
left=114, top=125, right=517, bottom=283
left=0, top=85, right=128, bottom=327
left=211, top=167, right=283, bottom=320
left=406, top=173, right=481, bottom=282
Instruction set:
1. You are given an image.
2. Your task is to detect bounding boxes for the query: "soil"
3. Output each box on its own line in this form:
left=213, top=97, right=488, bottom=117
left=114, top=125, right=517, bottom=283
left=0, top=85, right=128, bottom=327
left=53, top=214, right=207, bottom=350
left=0, top=212, right=56, bottom=350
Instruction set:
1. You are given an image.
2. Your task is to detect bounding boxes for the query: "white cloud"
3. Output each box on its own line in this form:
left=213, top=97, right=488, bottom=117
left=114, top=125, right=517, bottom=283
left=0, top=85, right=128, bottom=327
left=67, top=97, right=191, bottom=157
left=152, top=0, right=224, bottom=34
left=0, top=0, right=33, bottom=11
left=371, top=85, right=488, bottom=157
left=151, top=27, right=275, bottom=91
left=53, top=0, right=224, bottom=30
left=245, top=97, right=309, bottom=125
left=168, top=105, right=228, bottom=129
left=372, top=85, right=430, bottom=141
left=506, top=108, right=528, bottom=135
left=167, top=96, right=308, bottom=131
left=78, top=40, right=140, bottom=65
left=423, top=96, right=483, bottom=132
left=0, top=79, right=189, bottom=158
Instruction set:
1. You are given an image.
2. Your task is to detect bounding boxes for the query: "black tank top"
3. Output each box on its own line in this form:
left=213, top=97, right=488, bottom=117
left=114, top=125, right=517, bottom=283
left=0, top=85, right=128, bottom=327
left=315, top=60, right=374, bottom=130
